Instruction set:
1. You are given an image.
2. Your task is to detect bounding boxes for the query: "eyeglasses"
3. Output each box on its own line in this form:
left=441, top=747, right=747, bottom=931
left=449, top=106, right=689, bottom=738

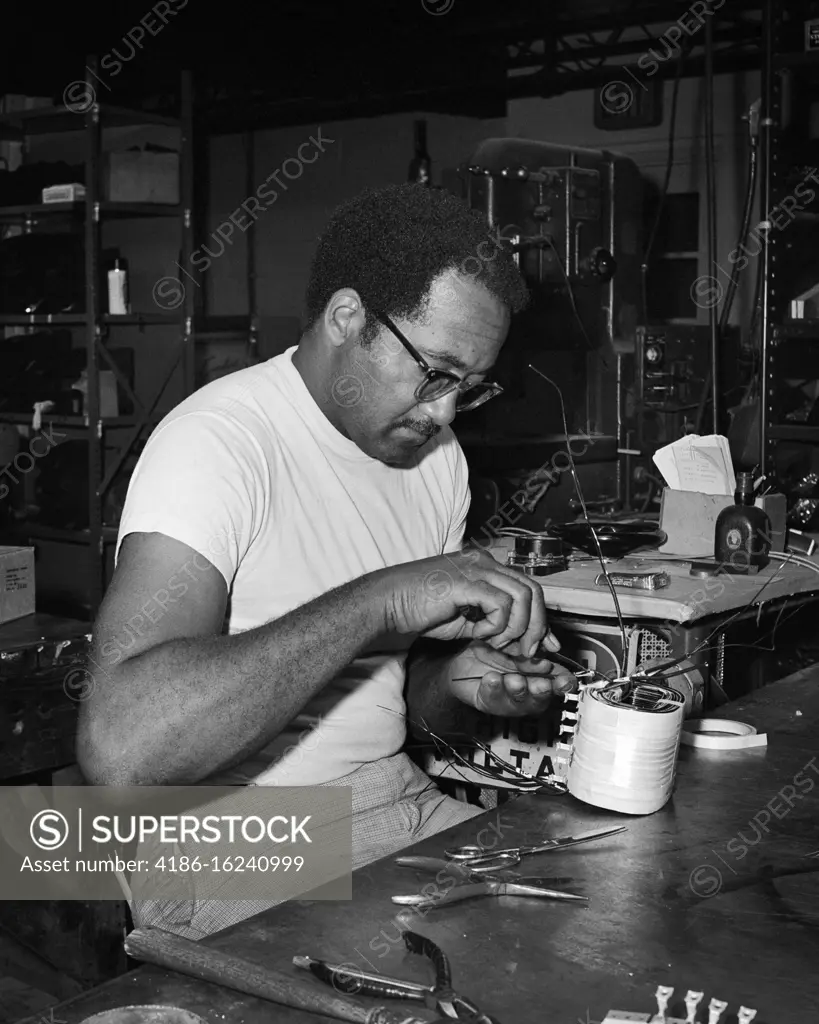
left=372, top=309, right=503, bottom=412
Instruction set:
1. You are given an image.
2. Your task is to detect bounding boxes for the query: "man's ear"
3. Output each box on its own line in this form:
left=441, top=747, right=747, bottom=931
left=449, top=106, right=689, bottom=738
left=325, top=290, right=365, bottom=348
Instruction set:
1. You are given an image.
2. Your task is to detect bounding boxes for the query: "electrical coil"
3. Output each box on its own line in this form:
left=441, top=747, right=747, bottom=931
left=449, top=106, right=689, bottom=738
left=557, top=682, right=685, bottom=816
left=594, top=682, right=684, bottom=714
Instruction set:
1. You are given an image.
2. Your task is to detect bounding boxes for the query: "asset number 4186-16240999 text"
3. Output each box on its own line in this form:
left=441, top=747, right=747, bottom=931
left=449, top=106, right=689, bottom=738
left=153, top=855, right=305, bottom=873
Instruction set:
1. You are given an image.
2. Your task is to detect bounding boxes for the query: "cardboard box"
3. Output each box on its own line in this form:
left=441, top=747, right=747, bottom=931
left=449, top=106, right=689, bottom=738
left=659, top=489, right=787, bottom=557
left=0, top=546, right=35, bottom=625
left=106, top=150, right=179, bottom=204
left=659, top=490, right=733, bottom=557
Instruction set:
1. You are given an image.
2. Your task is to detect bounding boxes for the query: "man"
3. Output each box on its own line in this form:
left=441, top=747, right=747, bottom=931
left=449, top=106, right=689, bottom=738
left=77, top=183, right=573, bottom=937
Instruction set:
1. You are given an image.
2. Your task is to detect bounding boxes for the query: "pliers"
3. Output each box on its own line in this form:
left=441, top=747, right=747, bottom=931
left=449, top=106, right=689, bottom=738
left=294, top=929, right=501, bottom=1023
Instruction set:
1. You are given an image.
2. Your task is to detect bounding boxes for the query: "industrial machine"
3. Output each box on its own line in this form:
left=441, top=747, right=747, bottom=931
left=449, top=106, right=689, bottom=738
left=634, top=324, right=742, bottom=448
left=626, top=324, right=743, bottom=510
left=449, top=138, right=643, bottom=525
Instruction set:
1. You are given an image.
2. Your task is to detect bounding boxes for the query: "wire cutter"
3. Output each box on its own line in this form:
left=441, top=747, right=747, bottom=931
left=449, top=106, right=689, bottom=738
left=444, top=824, right=628, bottom=872
left=391, top=855, right=587, bottom=908
left=294, top=929, right=501, bottom=1023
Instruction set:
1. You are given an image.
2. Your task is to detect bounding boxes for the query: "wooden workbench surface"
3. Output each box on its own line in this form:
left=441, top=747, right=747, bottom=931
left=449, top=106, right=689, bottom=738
left=21, top=668, right=819, bottom=1024
left=487, top=538, right=819, bottom=623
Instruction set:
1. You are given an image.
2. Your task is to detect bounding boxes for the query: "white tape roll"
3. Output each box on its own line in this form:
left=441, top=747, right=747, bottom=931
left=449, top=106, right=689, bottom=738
left=681, top=718, right=767, bottom=750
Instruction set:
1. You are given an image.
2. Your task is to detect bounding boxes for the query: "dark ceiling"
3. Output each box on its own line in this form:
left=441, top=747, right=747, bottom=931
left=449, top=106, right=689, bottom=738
left=3, top=0, right=766, bottom=131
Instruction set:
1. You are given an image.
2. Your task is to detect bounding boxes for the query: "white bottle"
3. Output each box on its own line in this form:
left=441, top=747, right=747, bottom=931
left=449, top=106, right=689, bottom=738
left=108, top=258, right=129, bottom=315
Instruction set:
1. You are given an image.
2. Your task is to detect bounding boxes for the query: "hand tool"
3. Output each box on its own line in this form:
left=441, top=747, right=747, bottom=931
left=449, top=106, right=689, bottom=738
left=124, top=927, right=429, bottom=1024
left=294, top=929, right=501, bottom=1024
left=391, top=876, right=588, bottom=909
left=394, top=853, right=574, bottom=886
left=392, top=855, right=585, bottom=908
left=444, top=824, right=627, bottom=870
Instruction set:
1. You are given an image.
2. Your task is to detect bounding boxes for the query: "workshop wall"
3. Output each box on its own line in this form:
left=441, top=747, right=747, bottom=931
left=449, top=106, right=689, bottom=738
left=205, top=112, right=508, bottom=328
left=205, top=71, right=760, bottom=338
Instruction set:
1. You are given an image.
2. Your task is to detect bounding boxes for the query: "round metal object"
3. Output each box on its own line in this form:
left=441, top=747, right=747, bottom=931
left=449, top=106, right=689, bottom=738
left=507, top=533, right=568, bottom=576
left=79, top=1008, right=209, bottom=1024
left=514, top=534, right=563, bottom=559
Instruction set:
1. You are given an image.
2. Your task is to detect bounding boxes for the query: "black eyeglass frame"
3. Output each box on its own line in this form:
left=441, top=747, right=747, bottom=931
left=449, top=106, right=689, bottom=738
left=371, top=309, right=504, bottom=412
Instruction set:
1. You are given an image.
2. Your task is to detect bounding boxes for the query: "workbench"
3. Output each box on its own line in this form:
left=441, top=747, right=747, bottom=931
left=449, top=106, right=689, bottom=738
left=489, top=537, right=819, bottom=624
left=422, top=541, right=819, bottom=789
left=20, top=668, right=819, bottom=1024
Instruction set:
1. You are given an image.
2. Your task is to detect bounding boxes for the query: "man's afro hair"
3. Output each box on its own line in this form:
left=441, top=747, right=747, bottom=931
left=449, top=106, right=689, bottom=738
left=304, top=183, right=529, bottom=344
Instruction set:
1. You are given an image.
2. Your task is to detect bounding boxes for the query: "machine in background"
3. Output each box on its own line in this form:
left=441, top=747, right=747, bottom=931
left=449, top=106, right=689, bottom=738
left=625, top=324, right=743, bottom=512
left=446, top=138, right=643, bottom=532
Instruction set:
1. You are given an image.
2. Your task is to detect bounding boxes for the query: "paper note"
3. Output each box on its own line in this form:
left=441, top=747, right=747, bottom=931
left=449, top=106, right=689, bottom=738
left=652, top=434, right=735, bottom=495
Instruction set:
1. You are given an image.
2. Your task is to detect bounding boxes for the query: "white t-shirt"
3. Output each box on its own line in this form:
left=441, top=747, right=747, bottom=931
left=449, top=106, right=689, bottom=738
left=115, top=346, right=469, bottom=786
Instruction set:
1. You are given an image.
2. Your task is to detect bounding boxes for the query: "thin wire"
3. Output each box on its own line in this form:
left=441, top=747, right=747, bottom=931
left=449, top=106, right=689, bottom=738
left=641, top=556, right=797, bottom=684
left=636, top=599, right=805, bottom=685
left=381, top=706, right=549, bottom=790
left=544, top=236, right=596, bottom=353
left=529, top=363, right=627, bottom=675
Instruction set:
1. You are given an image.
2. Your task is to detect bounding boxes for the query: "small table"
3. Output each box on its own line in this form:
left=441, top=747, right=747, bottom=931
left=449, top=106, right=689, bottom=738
left=17, top=669, right=819, bottom=1024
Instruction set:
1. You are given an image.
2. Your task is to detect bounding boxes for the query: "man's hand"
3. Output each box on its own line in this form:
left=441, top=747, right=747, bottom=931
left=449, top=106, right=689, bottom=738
left=380, top=547, right=560, bottom=657
left=446, top=640, right=576, bottom=719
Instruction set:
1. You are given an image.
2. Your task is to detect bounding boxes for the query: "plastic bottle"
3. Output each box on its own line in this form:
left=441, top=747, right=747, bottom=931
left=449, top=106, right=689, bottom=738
left=107, top=258, right=129, bottom=315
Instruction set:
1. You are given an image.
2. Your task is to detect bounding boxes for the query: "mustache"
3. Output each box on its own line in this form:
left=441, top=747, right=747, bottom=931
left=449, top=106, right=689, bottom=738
left=395, top=419, right=440, bottom=438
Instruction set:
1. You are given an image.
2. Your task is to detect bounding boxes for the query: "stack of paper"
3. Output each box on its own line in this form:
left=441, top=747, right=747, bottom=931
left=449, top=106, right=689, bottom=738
left=652, top=434, right=736, bottom=496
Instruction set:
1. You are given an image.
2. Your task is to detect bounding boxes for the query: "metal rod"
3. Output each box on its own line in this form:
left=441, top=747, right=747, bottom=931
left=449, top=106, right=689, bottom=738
left=704, top=16, right=719, bottom=435
left=759, top=0, right=775, bottom=478
left=84, top=54, right=104, bottom=615
left=181, top=68, right=195, bottom=397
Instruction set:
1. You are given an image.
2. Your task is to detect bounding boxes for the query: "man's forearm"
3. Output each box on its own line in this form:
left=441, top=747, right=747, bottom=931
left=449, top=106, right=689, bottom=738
left=79, top=572, right=389, bottom=786
left=404, top=638, right=483, bottom=741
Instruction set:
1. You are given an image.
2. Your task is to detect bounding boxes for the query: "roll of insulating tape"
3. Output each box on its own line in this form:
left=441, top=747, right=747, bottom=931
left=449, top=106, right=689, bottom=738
left=681, top=718, right=767, bottom=750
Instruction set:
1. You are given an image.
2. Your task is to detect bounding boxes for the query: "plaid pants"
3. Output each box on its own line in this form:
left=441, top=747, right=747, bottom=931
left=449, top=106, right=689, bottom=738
left=130, top=752, right=482, bottom=939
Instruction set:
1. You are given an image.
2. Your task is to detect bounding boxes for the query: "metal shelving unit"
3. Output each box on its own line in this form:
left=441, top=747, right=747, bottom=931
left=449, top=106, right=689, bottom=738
left=760, top=1, right=819, bottom=476
left=0, top=57, right=195, bottom=614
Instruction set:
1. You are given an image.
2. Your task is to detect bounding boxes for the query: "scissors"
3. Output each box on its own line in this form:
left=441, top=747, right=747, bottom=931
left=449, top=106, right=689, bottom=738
left=394, top=854, right=575, bottom=885
left=444, top=824, right=627, bottom=872
left=391, top=855, right=587, bottom=908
